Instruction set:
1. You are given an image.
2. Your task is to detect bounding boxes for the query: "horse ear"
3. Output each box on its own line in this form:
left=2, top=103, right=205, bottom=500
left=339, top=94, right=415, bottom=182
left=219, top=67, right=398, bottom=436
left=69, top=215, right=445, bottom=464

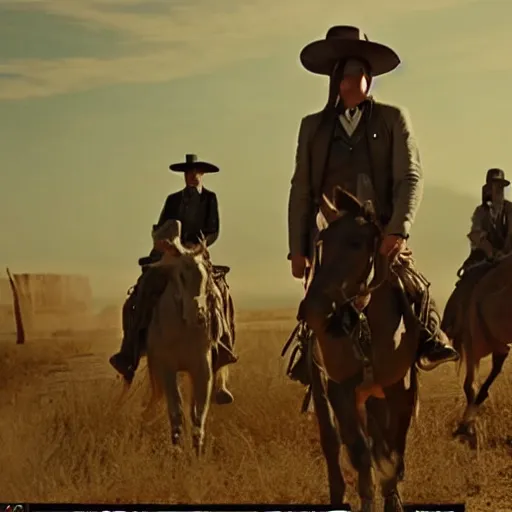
left=362, top=199, right=377, bottom=222
left=321, top=193, right=341, bottom=223
left=332, top=186, right=364, bottom=216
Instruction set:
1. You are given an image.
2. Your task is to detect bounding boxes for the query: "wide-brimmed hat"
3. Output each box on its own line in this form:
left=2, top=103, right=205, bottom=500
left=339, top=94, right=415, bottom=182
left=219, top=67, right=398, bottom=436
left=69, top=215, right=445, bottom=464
left=169, top=153, right=219, bottom=173
left=300, top=25, right=400, bottom=77
left=486, top=168, right=510, bottom=187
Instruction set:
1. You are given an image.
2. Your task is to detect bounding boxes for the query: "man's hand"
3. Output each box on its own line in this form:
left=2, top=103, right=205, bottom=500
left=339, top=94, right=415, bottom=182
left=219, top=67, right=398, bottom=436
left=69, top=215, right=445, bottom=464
left=481, top=239, right=495, bottom=259
left=291, top=254, right=308, bottom=279
left=379, top=234, right=406, bottom=261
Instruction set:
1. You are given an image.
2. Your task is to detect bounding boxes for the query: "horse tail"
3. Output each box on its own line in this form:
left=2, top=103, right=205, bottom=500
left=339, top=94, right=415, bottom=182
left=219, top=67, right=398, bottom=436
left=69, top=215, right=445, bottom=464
left=227, top=291, right=236, bottom=343
left=146, top=352, right=164, bottom=404
left=452, top=333, right=466, bottom=377
left=409, top=363, right=420, bottom=423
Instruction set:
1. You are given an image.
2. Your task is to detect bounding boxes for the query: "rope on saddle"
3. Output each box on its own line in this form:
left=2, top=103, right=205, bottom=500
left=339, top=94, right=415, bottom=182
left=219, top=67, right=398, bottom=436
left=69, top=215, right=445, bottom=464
left=282, top=320, right=315, bottom=413
left=281, top=320, right=312, bottom=373
left=205, top=264, right=237, bottom=362
left=391, top=250, right=437, bottom=341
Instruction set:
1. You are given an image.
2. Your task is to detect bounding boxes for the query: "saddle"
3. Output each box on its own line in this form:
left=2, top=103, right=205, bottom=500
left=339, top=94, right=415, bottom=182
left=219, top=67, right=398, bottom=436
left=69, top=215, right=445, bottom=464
left=456, top=258, right=499, bottom=283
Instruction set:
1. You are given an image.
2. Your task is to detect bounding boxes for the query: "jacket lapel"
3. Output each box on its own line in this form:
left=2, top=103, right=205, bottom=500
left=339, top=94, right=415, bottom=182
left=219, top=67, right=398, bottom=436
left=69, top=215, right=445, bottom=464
left=310, top=112, right=336, bottom=204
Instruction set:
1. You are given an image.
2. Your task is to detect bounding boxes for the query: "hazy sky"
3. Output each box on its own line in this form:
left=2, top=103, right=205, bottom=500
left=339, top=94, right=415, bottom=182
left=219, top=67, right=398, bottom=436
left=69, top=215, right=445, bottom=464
left=1, top=0, right=511, bottom=309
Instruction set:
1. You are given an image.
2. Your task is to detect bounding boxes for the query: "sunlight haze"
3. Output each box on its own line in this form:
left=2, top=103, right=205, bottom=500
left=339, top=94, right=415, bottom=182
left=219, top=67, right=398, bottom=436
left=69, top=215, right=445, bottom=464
left=1, top=0, right=510, bottom=309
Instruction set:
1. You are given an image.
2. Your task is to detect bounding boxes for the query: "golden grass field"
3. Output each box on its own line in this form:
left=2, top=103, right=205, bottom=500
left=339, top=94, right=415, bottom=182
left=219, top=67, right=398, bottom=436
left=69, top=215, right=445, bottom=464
left=0, top=309, right=511, bottom=511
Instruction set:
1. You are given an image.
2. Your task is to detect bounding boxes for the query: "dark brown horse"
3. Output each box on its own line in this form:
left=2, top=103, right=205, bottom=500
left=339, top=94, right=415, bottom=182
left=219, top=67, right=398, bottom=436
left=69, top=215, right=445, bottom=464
left=298, top=187, right=420, bottom=512
left=442, top=254, right=511, bottom=449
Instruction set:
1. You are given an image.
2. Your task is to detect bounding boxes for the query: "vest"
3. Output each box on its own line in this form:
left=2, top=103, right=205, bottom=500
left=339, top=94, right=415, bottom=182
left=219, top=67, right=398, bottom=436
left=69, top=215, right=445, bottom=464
left=319, top=104, right=394, bottom=225
left=481, top=204, right=509, bottom=250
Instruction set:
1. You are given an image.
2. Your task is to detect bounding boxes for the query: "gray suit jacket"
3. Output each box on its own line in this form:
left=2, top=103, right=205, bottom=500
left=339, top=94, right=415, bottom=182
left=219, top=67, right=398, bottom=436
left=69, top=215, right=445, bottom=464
left=287, top=99, right=424, bottom=258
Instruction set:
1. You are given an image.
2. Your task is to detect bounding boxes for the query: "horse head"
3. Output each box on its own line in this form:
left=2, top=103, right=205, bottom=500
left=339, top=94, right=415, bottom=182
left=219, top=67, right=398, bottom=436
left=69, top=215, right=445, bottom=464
left=151, top=220, right=211, bottom=322
left=300, top=186, right=386, bottom=331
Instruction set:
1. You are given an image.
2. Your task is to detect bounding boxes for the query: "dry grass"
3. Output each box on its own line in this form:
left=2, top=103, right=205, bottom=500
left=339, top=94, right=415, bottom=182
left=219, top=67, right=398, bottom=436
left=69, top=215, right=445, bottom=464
left=0, top=312, right=511, bottom=510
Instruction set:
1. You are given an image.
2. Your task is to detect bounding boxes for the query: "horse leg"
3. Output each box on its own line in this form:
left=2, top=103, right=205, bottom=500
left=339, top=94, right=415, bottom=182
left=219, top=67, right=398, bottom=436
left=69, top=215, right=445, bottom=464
left=455, top=348, right=510, bottom=449
left=190, top=352, right=214, bottom=456
left=392, top=369, right=418, bottom=483
left=475, top=349, right=509, bottom=407
left=453, top=355, right=478, bottom=448
left=328, top=381, right=375, bottom=512
left=372, top=382, right=414, bottom=512
left=310, top=362, right=346, bottom=504
left=214, top=365, right=234, bottom=405
left=162, top=370, right=184, bottom=446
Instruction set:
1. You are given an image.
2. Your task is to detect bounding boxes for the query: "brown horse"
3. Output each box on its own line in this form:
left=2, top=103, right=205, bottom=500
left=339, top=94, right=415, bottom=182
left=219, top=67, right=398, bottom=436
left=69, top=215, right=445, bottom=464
left=298, top=187, right=420, bottom=512
left=442, top=254, right=511, bottom=449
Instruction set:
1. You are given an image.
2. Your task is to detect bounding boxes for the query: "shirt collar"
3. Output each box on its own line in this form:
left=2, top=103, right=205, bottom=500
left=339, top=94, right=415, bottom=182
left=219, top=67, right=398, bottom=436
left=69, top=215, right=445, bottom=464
left=184, top=185, right=203, bottom=196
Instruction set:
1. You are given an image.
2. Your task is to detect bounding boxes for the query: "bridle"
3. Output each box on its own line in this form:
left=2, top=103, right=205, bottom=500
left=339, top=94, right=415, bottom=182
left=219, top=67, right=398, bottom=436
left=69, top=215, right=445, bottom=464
left=313, top=209, right=388, bottom=314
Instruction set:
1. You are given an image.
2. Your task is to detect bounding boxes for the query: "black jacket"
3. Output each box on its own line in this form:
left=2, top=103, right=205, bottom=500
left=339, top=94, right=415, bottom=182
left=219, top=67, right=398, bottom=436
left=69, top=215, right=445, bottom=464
left=155, top=187, right=220, bottom=246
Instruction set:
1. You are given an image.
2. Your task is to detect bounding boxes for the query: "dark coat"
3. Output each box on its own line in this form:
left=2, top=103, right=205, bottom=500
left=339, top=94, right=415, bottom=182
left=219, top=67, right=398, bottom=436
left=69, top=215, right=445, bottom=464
left=140, top=187, right=220, bottom=266
left=156, top=187, right=220, bottom=246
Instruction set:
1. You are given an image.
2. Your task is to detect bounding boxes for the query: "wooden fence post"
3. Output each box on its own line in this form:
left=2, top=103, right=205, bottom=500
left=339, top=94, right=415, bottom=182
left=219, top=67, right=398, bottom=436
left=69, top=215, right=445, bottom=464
left=6, top=267, right=25, bottom=345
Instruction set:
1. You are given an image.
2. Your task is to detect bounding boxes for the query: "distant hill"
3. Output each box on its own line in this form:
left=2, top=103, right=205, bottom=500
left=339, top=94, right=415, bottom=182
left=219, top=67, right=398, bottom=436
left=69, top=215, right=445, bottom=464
left=90, top=184, right=478, bottom=312
left=408, top=184, right=476, bottom=306
left=236, top=184, right=478, bottom=311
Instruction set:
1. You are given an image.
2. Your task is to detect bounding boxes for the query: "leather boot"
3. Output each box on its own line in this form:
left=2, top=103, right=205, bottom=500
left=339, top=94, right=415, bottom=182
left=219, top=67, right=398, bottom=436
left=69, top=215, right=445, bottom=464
left=109, top=267, right=167, bottom=383
left=392, top=254, right=460, bottom=371
left=414, top=292, right=460, bottom=371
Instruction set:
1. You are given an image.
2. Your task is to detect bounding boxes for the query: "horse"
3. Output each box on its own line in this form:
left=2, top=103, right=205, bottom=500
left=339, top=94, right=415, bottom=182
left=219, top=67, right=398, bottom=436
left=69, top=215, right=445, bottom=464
left=142, top=221, right=233, bottom=455
left=297, top=187, right=421, bottom=512
left=441, top=254, right=511, bottom=449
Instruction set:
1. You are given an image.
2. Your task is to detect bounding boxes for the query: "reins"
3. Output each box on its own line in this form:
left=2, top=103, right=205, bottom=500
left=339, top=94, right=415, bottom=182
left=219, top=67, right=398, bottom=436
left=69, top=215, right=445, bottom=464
left=317, top=211, right=388, bottom=312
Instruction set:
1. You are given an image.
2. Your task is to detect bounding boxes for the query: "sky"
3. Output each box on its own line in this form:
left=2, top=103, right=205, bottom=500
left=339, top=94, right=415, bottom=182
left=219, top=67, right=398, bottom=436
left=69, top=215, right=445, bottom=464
left=0, top=0, right=511, bottom=310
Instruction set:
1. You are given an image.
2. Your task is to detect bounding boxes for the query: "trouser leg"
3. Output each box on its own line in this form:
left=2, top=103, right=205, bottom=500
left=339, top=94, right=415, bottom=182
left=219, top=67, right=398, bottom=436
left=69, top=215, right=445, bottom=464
left=109, top=266, right=168, bottom=382
left=392, top=255, right=460, bottom=371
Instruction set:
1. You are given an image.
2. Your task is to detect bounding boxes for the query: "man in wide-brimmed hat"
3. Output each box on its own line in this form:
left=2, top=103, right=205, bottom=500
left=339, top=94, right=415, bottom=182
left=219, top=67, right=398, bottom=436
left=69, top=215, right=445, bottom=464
left=285, top=25, right=459, bottom=383
left=109, top=154, right=237, bottom=404
left=460, top=168, right=512, bottom=274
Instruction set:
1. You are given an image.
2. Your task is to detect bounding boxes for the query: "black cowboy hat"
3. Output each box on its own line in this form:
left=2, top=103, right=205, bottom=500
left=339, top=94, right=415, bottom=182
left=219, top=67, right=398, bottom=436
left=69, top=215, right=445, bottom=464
left=486, top=168, right=510, bottom=187
left=169, top=153, right=219, bottom=173
left=300, top=25, right=400, bottom=77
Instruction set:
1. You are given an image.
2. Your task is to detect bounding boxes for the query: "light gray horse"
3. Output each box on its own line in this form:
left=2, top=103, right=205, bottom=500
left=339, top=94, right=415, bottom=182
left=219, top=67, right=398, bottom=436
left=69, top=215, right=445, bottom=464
left=143, top=219, right=230, bottom=455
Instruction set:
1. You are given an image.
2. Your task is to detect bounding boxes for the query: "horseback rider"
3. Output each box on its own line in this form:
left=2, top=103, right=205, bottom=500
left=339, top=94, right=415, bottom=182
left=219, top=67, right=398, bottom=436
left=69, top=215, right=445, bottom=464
left=109, top=153, right=237, bottom=394
left=286, top=25, right=459, bottom=384
left=458, top=168, right=512, bottom=276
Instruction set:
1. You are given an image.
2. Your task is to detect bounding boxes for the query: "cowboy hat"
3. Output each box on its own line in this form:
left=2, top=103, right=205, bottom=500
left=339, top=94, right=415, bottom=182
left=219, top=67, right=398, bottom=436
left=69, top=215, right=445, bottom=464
left=300, top=25, right=400, bottom=77
left=486, top=168, right=510, bottom=187
left=169, top=153, right=219, bottom=173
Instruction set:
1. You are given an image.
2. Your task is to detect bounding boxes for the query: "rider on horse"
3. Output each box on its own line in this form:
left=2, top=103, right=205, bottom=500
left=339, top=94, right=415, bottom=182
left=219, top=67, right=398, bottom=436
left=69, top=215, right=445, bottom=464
left=285, top=25, right=459, bottom=384
left=109, top=153, right=237, bottom=392
left=458, top=168, right=512, bottom=277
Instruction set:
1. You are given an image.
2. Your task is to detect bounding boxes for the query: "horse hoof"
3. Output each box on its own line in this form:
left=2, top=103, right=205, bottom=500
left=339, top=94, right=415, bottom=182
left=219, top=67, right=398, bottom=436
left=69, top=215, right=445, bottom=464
left=215, top=389, right=234, bottom=405
left=192, top=438, right=205, bottom=457
left=359, top=499, right=375, bottom=512
left=384, top=491, right=404, bottom=512
left=171, top=430, right=181, bottom=445
left=396, top=460, right=405, bottom=482
left=453, top=423, right=478, bottom=449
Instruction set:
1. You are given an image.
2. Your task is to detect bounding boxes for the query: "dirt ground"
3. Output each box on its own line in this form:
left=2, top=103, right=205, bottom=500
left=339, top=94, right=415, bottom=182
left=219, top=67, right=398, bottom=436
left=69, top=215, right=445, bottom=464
left=0, top=309, right=510, bottom=511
